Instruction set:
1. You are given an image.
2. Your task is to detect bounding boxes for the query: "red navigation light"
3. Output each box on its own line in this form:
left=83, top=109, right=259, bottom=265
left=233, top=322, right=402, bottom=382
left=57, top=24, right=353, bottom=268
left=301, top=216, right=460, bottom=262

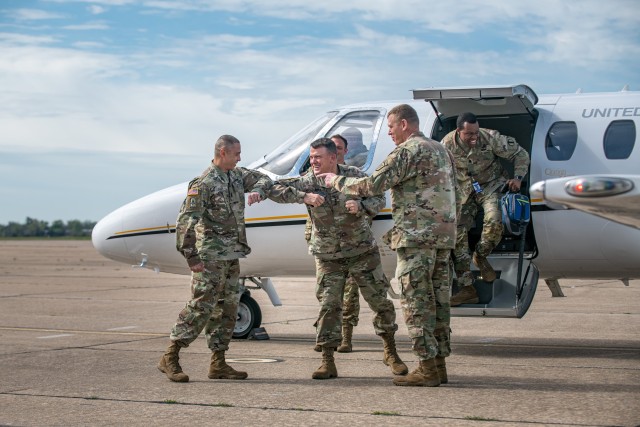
left=565, top=177, right=634, bottom=197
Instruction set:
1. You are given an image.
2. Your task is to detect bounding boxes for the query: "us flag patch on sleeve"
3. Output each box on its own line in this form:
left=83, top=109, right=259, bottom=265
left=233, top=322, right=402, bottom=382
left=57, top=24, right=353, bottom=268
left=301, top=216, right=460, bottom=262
left=188, top=187, right=199, bottom=196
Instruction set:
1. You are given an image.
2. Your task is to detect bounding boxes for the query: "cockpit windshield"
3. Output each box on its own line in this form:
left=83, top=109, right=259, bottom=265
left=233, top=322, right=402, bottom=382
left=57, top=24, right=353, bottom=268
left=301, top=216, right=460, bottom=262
left=262, top=111, right=337, bottom=176
left=324, top=110, right=384, bottom=169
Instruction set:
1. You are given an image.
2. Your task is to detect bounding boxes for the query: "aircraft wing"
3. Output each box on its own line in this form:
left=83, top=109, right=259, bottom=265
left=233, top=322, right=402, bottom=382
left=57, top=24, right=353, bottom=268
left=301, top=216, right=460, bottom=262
left=530, top=175, right=640, bottom=229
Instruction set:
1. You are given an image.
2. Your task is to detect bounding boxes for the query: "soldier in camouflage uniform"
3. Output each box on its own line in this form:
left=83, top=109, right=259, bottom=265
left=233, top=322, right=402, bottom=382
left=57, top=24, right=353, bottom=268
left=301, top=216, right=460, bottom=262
left=319, top=104, right=460, bottom=387
left=309, top=134, right=361, bottom=353
left=442, top=112, right=530, bottom=306
left=157, top=135, right=272, bottom=383
left=269, top=137, right=408, bottom=380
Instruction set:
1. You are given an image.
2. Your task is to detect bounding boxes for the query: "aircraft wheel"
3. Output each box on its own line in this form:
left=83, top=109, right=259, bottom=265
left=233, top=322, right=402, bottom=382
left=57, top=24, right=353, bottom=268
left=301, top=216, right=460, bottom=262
left=233, top=293, right=262, bottom=339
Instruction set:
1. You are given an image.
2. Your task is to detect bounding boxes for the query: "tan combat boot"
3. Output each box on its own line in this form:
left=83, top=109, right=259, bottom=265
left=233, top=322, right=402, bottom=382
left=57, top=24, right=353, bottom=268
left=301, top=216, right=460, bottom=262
left=337, top=323, right=353, bottom=353
left=392, top=358, right=440, bottom=387
left=312, top=347, right=338, bottom=379
left=157, top=341, right=189, bottom=382
left=450, top=285, right=479, bottom=306
left=473, top=252, right=496, bottom=282
left=381, top=333, right=408, bottom=375
left=208, top=350, right=248, bottom=380
left=313, top=344, right=322, bottom=352
left=435, top=356, right=448, bottom=384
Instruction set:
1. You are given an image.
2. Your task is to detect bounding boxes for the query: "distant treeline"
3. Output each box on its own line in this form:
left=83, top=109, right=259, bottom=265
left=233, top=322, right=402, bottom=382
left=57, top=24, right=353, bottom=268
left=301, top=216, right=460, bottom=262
left=0, top=217, right=96, bottom=238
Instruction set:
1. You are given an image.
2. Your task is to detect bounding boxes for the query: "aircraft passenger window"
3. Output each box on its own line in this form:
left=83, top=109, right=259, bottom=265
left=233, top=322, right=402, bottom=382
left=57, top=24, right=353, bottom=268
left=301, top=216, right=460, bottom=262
left=604, top=120, right=636, bottom=160
left=262, top=111, right=337, bottom=176
left=545, top=121, right=577, bottom=161
left=324, top=110, right=383, bottom=169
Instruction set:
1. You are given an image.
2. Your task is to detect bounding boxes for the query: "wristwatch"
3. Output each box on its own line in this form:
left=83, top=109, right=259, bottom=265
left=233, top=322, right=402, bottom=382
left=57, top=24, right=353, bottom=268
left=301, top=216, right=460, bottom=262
left=514, top=175, right=523, bottom=181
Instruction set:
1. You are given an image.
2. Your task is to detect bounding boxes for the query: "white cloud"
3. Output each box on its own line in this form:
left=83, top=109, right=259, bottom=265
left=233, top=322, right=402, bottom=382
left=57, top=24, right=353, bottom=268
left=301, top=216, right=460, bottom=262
left=216, top=79, right=255, bottom=90
left=0, top=44, right=125, bottom=85
left=143, top=0, right=638, bottom=71
left=3, top=5, right=632, bottom=167
left=0, top=37, right=326, bottom=165
left=199, top=34, right=271, bottom=48
left=73, top=41, right=107, bottom=48
left=231, top=97, right=328, bottom=118
left=0, top=32, right=58, bottom=45
left=45, top=0, right=134, bottom=5
left=511, top=2, right=640, bottom=68
left=87, top=5, right=107, bottom=14
left=40, top=0, right=640, bottom=69
left=6, top=8, right=65, bottom=21
left=118, top=0, right=638, bottom=36
left=1, top=0, right=638, bottom=224
left=63, top=21, right=110, bottom=30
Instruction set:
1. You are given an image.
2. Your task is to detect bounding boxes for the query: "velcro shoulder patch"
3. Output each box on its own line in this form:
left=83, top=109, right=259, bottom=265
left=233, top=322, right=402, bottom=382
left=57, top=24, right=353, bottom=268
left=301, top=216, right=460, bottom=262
left=188, top=187, right=199, bottom=196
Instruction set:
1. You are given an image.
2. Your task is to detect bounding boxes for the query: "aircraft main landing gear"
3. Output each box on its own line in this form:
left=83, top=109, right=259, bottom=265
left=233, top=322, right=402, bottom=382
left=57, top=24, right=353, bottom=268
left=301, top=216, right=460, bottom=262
left=233, top=292, right=262, bottom=339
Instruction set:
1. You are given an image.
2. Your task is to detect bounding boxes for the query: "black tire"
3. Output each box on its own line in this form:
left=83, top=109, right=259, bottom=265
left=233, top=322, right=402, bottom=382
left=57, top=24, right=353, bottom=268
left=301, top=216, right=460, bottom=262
left=233, top=293, right=262, bottom=339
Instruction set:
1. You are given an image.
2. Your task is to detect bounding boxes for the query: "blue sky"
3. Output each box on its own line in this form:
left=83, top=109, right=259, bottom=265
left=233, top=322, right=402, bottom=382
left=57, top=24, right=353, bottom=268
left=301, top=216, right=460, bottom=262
left=1, top=0, right=639, bottom=224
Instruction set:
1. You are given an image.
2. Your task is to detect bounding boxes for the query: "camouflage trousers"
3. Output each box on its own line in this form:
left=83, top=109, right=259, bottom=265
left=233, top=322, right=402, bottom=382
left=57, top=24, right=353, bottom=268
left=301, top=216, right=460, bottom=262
left=308, top=220, right=360, bottom=327
left=453, top=190, right=503, bottom=287
left=315, top=248, right=397, bottom=348
left=396, top=246, right=451, bottom=360
left=170, top=259, right=241, bottom=351
left=342, top=276, right=360, bottom=326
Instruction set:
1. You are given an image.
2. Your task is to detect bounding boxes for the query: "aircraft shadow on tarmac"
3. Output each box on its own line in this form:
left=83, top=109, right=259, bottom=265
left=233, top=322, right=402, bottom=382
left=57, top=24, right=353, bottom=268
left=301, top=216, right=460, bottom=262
left=450, top=337, right=640, bottom=361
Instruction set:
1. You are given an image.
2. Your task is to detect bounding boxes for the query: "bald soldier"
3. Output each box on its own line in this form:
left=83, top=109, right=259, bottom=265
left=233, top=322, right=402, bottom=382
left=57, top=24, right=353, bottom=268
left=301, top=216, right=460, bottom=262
left=157, top=135, right=272, bottom=383
left=269, top=137, right=407, bottom=380
left=319, top=104, right=460, bottom=387
left=442, top=112, right=530, bottom=306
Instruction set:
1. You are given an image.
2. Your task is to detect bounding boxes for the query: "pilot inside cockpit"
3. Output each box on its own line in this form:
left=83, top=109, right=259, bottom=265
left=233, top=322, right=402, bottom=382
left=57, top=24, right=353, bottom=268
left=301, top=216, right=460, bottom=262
left=342, top=127, right=368, bottom=168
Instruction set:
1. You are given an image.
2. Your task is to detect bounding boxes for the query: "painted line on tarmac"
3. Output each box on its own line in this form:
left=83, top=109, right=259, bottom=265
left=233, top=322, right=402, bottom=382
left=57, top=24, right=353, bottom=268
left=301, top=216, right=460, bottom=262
left=37, top=334, right=74, bottom=339
left=4, top=327, right=639, bottom=353
left=106, top=326, right=138, bottom=331
left=226, top=358, right=281, bottom=364
left=477, top=337, right=503, bottom=343
left=0, top=326, right=165, bottom=337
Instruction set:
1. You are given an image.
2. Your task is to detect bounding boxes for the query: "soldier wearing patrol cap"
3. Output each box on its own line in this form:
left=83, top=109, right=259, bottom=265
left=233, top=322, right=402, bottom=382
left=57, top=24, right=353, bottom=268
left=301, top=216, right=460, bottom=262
left=442, top=112, right=530, bottom=306
left=157, top=134, right=272, bottom=383
left=269, top=137, right=407, bottom=380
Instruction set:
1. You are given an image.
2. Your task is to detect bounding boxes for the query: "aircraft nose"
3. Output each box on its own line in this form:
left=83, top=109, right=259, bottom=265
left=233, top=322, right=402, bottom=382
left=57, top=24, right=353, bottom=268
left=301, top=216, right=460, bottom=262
left=91, top=209, right=129, bottom=264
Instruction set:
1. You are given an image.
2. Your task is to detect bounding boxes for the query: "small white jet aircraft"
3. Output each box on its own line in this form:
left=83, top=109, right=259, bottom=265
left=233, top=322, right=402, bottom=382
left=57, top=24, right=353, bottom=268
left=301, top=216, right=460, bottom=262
left=92, top=84, right=640, bottom=338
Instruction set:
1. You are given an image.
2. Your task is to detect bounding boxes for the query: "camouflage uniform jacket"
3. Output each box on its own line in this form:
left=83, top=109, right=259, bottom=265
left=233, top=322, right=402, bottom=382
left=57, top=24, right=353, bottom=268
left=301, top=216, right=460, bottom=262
left=331, top=132, right=459, bottom=250
left=441, top=128, right=530, bottom=203
left=176, top=163, right=272, bottom=266
left=269, top=164, right=385, bottom=260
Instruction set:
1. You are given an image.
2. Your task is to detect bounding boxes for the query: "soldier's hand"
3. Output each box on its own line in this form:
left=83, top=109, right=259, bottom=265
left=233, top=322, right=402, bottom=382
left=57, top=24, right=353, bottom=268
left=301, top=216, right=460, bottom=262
left=506, top=178, right=522, bottom=192
left=247, top=192, right=263, bottom=205
left=303, top=193, right=325, bottom=207
left=316, top=172, right=337, bottom=187
left=190, top=262, right=205, bottom=273
left=345, top=200, right=360, bottom=214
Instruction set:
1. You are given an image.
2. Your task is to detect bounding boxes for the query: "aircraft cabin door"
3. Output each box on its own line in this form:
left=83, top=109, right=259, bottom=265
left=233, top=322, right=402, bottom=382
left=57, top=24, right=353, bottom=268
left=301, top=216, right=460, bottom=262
left=449, top=256, right=540, bottom=318
left=412, top=84, right=540, bottom=318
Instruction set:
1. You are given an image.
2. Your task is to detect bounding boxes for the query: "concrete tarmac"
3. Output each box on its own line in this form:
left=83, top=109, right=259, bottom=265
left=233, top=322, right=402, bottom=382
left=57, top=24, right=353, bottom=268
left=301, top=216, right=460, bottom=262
left=0, top=240, right=638, bottom=426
